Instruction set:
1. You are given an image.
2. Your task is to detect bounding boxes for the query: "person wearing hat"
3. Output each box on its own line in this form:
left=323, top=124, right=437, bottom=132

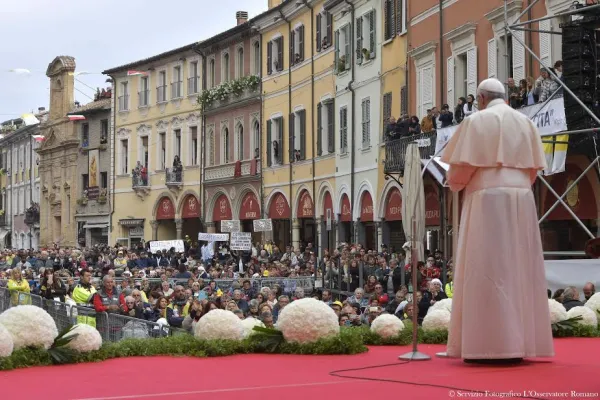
left=441, top=78, right=553, bottom=364
left=330, top=300, right=343, bottom=317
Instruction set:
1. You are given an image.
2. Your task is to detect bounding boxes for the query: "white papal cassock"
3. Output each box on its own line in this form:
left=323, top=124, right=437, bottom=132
left=440, top=91, right=554, bottom=359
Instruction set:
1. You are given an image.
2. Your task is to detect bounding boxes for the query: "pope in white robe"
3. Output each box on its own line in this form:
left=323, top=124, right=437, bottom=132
left=441, top=78, right=554, bottom=363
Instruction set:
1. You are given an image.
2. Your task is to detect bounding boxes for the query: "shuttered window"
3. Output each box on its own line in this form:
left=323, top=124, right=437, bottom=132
left=299, top=110, right=306, bottom=160
left=383, top=92, right=392, bottom=132
left=512, top=30, right=524, bottom=82
left=356, top=16, right=363, bottom=64
left=267, top=41, right=273, bottom=75
left=289, top=113, right=295, bottom=163
left=447, top=57, right=455, bottom=112
left=400, top=86, right=408, bottom=117
left=340, top=107, right=348, bottom=154
left=316, top=13, right=322, bottom=52
left=276, top=37, right=284, bottom=71
left=539, top=19, right=552, bottom=69
left=384, top=0, right=394, bottom=41
left=266, top=121, right=272, bottom=167
left=317, top=103, right=322, bottom=156
left=361, top=97, right=371, bottom=148
left=487, top=38, right=497, bottom=78
left=466, top=47, right=478, bottom=98
left=396, top=0, right=405, bottom=34
left=327, top=101, right=335, bottom=154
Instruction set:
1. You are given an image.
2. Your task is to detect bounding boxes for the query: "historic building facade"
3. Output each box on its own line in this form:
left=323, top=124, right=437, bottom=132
left=38, top=56, right=80, bottom=247
left=0, top=113, right=44, bottom=249
left=255, top=0, right=336, bottom=254
left=70, top=92, right=112, bottom=247
left=196, top=12, right=263, bottom=241
left=103, top=44, right=202, bottom=247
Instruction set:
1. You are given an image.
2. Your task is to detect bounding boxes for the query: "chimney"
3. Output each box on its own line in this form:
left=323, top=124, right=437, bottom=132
left=38, top=107, right=45, bottom=113
left=236, top=11, right=248, bottom=26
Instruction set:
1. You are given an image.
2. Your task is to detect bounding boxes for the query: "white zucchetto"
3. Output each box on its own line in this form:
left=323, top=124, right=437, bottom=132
left=477, top=78, right=506, bottom=95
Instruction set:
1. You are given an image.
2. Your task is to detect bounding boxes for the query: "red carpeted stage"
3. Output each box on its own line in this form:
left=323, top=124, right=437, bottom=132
left=1, top=339, right=599, bottom=400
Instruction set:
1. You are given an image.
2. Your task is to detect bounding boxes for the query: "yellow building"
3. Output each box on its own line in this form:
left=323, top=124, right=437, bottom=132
left=378, top=0, right=409, bottom=251
left=255, top=0, right=337, bottom=254
left=103, top=44, right=203, bottom=247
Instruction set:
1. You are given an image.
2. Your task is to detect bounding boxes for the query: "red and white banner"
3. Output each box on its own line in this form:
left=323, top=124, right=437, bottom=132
left=68, top=115, right=85, bottom=121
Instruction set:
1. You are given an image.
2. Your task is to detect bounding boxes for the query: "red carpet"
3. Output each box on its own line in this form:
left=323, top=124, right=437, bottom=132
left=1, top=339, right=599, bottom=400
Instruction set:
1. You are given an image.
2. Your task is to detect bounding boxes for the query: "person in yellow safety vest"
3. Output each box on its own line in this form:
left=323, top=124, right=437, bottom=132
left=445, top=271, right=454, bottom=299
left=7, top=268, right=30, bottom=306
left=72, top=269, right=97, bottom=327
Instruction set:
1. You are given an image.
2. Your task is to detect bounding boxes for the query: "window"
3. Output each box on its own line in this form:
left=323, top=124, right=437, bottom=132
left=236, top=47, right=244, bottom=79
left=223, top=127, right=230, bottom=164
left=291, top=25, right=305, bottom=66
left=335, top=25, right=351, bottom=74
left=101, top=119, right=108, bottom=142
left=317, top=101, right=334, bottom=156
left=81, top=123, right=89, bottom=147
left=141, top=136, right=149, bottom=168
left=361, top=97, right=371, bottom=148
left=356, top=10, right=376, bottom=64
left=383, top=92, right=392, bottom=133
left=396, top=0, right=407, bottom=34
left=252, top=42, right=261, bottom=75
left=120, top=139, right=129, bottom=174
left=101, top=172, right=108, bottom=189
left=157, top=71, right=167, bottom=102
left=188, top=61, right=199, bottom=94
left=119, top=81, right=129, bottom=111
left=417, top=64, right=434, bottom=118
left=222, top=52, right=230, bottom=83
left=253, top=120, right=260, bottom=159
left=209, top=58, right=216, bottom=88
left=172, top=66, right=182, bottom=98
left=174, top=129, right=181, bottom=159
left=316, top=12, right=333, bottom=52
left=384, top=0, right=405, bottom=40
left=340, top=106, right=348, bottom=154
left=236, top=124, right=244, bottom=161
left=139, top=76, right=149, bottom=106
left=289, top=110, right=306, bottom=162
left=267, top=37, right=284, bottom=75
left=190, top=127, right=198, bottom=166
left=400, top=86, right=408, bottom=116
left=208, top=130, right=215, bottom=166
left=266, top=117, right=283, bottom=166
left=82, top=174, right=89, bottom=193
left=159, top=132, right=166, bottom=170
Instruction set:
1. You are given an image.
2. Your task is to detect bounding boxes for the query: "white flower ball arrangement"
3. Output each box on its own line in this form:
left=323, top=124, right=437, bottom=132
left=422, top=309, right=452, bottom=331
left=276, top=298, right=340, bottom=344
left=0, top=305, right=58, bottom=350
left=429, top=298, right=452, bottom=314
left=370, top=314, right=405, bottom=338
left=566, top=306, right=598, bottom=327
left=548, top=299, right=568, bottom=324
left=584, top=292, right=600, bottom=315
left=194, top=309, right=244, bottom=341
left=65, top=324, right=102, bottom=353
left=240, top=318, right=265, bottom=338
left=0, top=324, right=14, bottom=357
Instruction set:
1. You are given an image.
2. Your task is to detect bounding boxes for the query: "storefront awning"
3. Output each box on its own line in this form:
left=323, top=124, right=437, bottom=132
left=83, top=223, right=108, bottom=229
left=421, top=157, right=449, bottom=187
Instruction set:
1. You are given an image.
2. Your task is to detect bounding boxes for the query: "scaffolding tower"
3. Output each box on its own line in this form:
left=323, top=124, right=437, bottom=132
left=503, top=0, right=600, bottom=258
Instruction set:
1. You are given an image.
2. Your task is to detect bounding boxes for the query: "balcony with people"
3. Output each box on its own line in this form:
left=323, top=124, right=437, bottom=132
left=165, top=156, right=183, bottom=186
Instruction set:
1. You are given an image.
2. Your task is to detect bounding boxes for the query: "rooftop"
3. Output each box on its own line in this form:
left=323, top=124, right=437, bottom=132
left=102, top=42, right=199, bottom=75
left=68, top=98, right=111, bottom=115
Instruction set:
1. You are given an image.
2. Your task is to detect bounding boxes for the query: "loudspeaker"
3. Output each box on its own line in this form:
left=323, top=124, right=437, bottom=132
left=561, top=23, right=599, bottom=131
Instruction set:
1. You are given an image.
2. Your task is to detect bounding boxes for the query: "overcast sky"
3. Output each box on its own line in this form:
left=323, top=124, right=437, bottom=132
left=0, top=0, right=267, bottom=121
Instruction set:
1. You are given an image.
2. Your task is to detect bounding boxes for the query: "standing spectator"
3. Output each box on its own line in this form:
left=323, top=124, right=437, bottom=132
left=507, top=78, right=521, bottom=108
left=522, top=76, right=538, bottom=106
left=93, top=275, right=128, bottom=314
left=438, top=104, right=454, bottom=127
left=536, top=68, right=559, bottom=103
left=463, top=94, right=478, bottom=117
left=408, top=116, right=421, bottom=135
left=454, top=97, right=466, bottom=124
left=420, top=109, right=434, bottom=132
left=7, top=268, right=30, bottom=306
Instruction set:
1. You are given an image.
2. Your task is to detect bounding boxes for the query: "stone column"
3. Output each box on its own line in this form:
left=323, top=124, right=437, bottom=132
left=292, top=218, right=300, bottom=250
left=175, top=218, right=183, bottom=240
left=150, top=220, right=159, bottom=241
left=375, top=221, right=382, bottom=251
left=353, top=221, right=360, bottom=244
left=331, top=220, right=338, bottom=250
left=206, top=222, right=216, bottom=233
left=315, top=217, right=322, bottom=258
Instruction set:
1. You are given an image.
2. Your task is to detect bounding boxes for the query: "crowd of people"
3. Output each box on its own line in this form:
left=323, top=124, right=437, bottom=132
left=384, top=61, right=565, bottom=142
left=0, top=239, right=595, bottom=336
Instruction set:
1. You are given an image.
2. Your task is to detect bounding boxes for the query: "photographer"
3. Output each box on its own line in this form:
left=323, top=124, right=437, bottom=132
left=40, top=264, right=68, bottom=303
left=438, top=104, right=454, bottom=128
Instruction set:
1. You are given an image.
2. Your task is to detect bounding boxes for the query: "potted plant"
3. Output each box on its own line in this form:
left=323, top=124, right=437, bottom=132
left=362, top=48, right=370, bottom=61
left=337, top=56, right=347, bottom=73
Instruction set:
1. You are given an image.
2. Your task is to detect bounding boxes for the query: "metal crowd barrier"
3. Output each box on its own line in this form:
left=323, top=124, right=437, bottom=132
left=0, top=287, right=191, bottom=344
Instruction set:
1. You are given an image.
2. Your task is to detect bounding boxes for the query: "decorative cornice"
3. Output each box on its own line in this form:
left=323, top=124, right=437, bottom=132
left=137, top=124, right=152, bottom=135
left=444, top=22, right=477, bottom=42
left=408, top=41, right=438, bottom=60
left=186, top=112, right=201, bottom=124
left=485, top=0, right=524, bottom=25
left=156, top=119, right=169, bottom=131
left=116, top=128, right=131, bottom=137
left=171, top=116, right=184, bottom=127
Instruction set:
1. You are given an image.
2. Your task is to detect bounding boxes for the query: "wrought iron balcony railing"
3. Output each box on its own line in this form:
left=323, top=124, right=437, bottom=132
left=165, top=168, right=183, bottom=184
left=132, top=174, right=148, bottom=188
left=384, top=130, right=437, bottom=174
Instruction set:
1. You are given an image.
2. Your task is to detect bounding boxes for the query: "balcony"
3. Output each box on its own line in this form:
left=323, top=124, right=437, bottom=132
left=188, top=76, right=199, bottom=95
left=199, top=75, right=261, bottom=113
left=138, top=90, right=149, bottom=107
left=118, top=95, right=129, bottom=111
left=165, top=167, right=183, bottom=184
left=157, top=85, right=167, bottom=103
left=171, top=81, right=183, bottom=99
left=205, top=159, right=261, bottom=183
left=384, top=131, right=437, bottom=174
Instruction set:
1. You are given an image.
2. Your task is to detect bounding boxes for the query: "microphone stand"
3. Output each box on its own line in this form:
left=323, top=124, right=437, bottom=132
left=399, top=137, right=452, bottom=361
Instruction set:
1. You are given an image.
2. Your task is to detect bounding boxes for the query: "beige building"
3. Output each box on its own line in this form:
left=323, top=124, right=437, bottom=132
left=38, top=56, right=80, bottom=247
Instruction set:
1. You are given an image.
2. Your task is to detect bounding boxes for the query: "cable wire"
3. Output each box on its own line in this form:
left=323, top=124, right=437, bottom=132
left=329, top=359, right=547, bottom=400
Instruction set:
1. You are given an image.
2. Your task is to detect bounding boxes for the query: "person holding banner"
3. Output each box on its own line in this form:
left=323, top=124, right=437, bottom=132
left=440, top=78, right=554, bottom=364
